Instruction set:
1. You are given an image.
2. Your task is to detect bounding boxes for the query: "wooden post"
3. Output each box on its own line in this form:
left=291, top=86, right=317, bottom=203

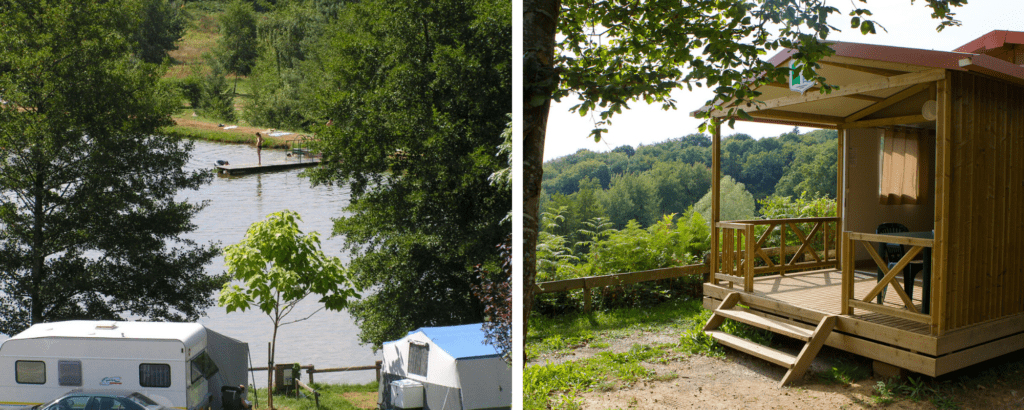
left=711, top=120, right=722, bottom=286
left=837, top=127, right=846, bottom=269
left=745, top=224, right=755, bottom=292
left=934, top=75, right=952, bottom=335
left=308, top=365, right=314, bottom=385
left=375, top=360, right=382, bottom=384
left=842, top=231, right=853, bottom=315
left=583, top=284, right=591, bottom=313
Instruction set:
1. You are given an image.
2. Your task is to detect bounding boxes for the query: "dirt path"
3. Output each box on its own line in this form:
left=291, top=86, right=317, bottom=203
left=532, top=331, right=1024, bottom=409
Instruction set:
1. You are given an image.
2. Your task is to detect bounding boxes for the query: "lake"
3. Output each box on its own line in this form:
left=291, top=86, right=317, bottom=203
left=0, top=139, right=381, bottom=388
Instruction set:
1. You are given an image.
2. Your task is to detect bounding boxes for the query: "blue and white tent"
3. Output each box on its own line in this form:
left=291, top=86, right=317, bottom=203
left=379, top=324, right=511, bottom=410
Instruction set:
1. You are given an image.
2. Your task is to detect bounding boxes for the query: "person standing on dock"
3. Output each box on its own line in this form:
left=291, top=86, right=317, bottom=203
left=255, top=132, right=264, bottom=165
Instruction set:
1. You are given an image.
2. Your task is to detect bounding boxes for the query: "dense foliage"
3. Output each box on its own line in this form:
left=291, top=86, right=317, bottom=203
left=535, top=192, right=836, bottom=314
left=0, top=0, right=220, bottom=335
left=303, top=0, right=511, bottom=348
left=541, top=127, right=838, bottom=231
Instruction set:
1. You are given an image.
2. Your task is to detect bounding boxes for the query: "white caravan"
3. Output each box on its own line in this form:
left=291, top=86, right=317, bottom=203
left=0, top=321, right=249, bottom=410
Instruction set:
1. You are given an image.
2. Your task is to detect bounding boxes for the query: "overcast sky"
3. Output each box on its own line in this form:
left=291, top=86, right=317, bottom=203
left=543, top=1, right=1024, bottom=161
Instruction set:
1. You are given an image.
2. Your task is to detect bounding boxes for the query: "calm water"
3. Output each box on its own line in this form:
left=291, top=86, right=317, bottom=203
left=1, top=140, right=380, bottom=387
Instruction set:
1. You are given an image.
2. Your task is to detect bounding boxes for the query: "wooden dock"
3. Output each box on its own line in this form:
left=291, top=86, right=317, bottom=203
left=216, top=158, right=321, bottom=175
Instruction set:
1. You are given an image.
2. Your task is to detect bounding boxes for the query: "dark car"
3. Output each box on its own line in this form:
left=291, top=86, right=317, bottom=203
left=27, top=390, right=168, bottom=410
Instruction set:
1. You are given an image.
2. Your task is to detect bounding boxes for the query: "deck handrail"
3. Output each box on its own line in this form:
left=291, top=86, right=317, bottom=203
left=841, top=231, right=934, bottom=332
left=713, top=217, right=841, bottom=292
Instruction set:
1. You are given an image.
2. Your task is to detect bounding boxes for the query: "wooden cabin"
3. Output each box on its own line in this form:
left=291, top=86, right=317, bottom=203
left=692, top=30, right=1024, bottom=385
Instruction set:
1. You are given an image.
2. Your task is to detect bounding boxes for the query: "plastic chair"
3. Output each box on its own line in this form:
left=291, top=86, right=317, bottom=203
left=875, top=223, right=924, bottom=304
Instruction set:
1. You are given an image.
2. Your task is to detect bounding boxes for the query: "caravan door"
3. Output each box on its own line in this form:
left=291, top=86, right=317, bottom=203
left=187, top=350, right=219, bottom=409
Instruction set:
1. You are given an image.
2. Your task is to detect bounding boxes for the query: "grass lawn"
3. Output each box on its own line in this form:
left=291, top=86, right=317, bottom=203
left=250, top=382, right=378, bottom=410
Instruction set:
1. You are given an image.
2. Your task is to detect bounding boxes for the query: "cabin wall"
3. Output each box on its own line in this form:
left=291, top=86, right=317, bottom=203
left=944, top=71, right=1024, bottom=331
left=843, top=127, right=935, bottom=264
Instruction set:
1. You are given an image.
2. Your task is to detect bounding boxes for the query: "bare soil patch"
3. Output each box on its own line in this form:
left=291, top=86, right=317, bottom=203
left=340, top=391, right=377, bottom=409
left=532, top=331, right=1024, bottom=409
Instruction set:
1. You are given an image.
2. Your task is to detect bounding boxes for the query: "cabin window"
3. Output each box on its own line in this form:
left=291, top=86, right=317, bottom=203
left=408, top=342, right=429, bottom=376
left=879, top=127, right=930, bottom=205
left=139, top=363, right=171, bottom=388
left=58, top=360, right=82, bottom=386
left=190, top=351, right=219, bottom=384
left=15, top=360, right=46, bottom=384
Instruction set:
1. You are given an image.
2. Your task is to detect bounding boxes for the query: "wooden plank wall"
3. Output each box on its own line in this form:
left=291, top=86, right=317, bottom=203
left=945, top=71, right=1024, bottom=330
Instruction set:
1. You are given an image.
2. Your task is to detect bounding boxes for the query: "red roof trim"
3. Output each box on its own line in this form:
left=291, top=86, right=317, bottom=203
left=955, top=30, right=1024, bottom=54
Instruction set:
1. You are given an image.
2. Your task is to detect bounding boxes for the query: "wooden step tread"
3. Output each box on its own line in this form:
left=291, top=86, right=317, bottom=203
left=715, top=309, right=814, bottom=341
left=707, top=330, right=797, bottom=368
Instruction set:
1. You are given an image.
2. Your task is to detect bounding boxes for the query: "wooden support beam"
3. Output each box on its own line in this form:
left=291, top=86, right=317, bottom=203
left=836, top=128, right=845, bottom=268
left=762, top=82, right=886, bottom=102
left=780, top=315, right=837, bottom=386
left=711, top=120, right=721, bottom=285
left=934, top=76, right=952, bottom=335
left=844, top=83, right=932, bottom=123
left=818, top=60, right=911, bottom=77
left=722, top=69, right=945, bottom=115
left=747, top=109, right=845, bottom=125
left=843, top=114, right=929, bottom=129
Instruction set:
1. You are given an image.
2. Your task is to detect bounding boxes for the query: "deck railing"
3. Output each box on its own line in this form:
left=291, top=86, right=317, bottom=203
left=713, top=217, right=840, bottom=292
left=841, top=232, right=933, bottom=327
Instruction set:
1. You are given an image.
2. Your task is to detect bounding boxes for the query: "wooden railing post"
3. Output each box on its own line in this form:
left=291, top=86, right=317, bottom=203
left=308, top=365, right=314, bottom=385
left=745, top=224, right=755, bottom=292
left=841, top=231, right=852, bottom=315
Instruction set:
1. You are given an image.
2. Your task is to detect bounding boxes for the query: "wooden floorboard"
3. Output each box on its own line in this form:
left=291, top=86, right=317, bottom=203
left=746, top=269, right=931, bottom=335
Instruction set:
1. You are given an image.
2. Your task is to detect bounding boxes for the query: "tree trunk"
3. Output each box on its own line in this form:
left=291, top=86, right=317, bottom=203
left=269, top=322, right=278, bottom=410
left=30, top=171, right=44, bottom=325
left=522, top=0, right=561, bottom=366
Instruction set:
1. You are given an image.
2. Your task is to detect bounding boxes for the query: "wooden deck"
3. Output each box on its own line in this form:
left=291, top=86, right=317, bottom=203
left=744, top=269, right=930, bottom=335
left=704, top=268, right=1024, bottom=377
left=215, top=158, right=321, bottom=175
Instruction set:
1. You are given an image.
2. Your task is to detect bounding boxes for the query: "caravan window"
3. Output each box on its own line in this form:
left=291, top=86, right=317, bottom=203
left=409, top=342, right=429, bottom=376
left=58, top=360, right=82, bottom=386
left=139, top=363, right=171, bottom=388
left=15, top=360, right=45, bottom=384
left=190, top=351, right=219, bottom=384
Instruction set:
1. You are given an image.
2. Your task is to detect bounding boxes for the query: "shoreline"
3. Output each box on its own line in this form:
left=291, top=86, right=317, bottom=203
left=164, top=118, right=313, bottom=150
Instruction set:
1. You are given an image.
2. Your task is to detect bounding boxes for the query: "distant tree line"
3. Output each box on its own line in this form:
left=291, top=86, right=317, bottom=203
left=540, top=127, right=838, bottom=231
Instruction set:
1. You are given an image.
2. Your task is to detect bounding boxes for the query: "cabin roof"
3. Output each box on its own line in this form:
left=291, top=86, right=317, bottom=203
left=689, top=36, right=1024, bottom=128
left=9, top=320, right=206, bottom=344
left=954, top=30, right=1024, bottom=54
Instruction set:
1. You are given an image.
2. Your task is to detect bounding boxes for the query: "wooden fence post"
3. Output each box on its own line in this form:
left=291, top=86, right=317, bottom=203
left=308, top=365, right=314, bottom=385
left=375, top=360, right=382, bottom=384
left=583, top=284, right=591, bottom=313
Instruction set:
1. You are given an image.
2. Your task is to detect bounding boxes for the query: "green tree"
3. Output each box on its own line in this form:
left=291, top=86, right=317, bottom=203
left=199, top=57, right=237, bottom=122
left=523, top=0, right=964, bottom=344
left=218, top=0, right=259, bottom=82
left=551, top=159, right=611, bottom=194
left=0, top=0, right=220, bottom=336
left=775, top=141, right=838, bottom=198
left=136, top=0, right=187, bottom=64
left=646, top=161, right=711, bottom=217
left=694, top=176, right=756, bottom=224
left=304, top=0, right=511, bottom=348
left=219, top=210, right=358, bottom=410
left=600, top=173, right=661, bottom=229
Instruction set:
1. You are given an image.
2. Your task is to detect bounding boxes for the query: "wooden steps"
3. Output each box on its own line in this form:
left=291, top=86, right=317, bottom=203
left=704, top=292, right=837, bottom=387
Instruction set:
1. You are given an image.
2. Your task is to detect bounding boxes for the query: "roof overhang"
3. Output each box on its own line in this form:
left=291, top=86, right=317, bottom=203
left=691, top=40, right=1024, bottom=130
